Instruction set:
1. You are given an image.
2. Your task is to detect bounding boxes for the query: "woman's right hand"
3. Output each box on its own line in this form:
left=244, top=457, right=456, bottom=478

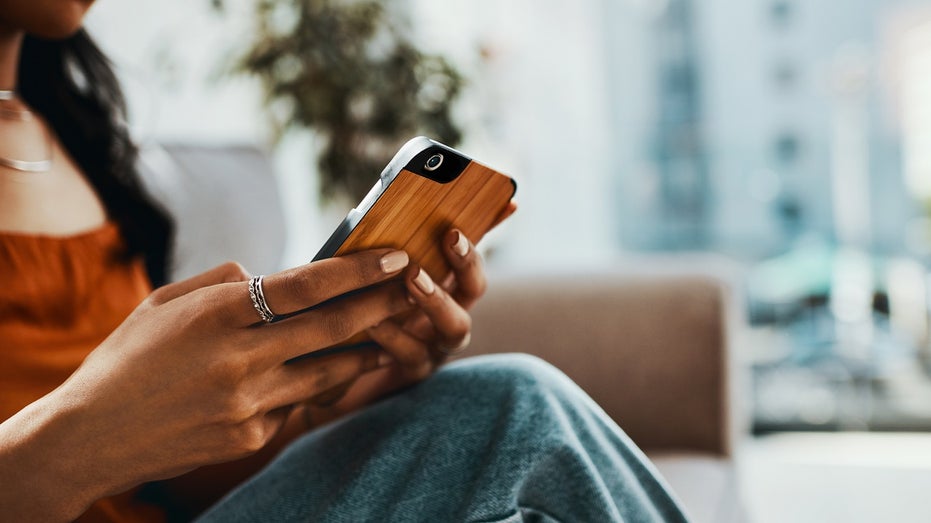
left=0, top=249, right=414, bottom=521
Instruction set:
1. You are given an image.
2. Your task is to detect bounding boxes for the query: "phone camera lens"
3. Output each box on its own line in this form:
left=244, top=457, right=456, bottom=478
left=425, top=153, right=444, bottom=172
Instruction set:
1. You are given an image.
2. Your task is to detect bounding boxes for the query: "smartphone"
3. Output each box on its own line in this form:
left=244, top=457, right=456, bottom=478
left=301, top=136, right=516, bottom=358
left=313, top=136, right=517, bottom=281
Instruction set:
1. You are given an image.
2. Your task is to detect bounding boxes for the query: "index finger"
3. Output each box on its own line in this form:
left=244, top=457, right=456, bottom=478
left=225, top=249, right=410, bottom=325
left=442, top=229, right=485, bottom=309
left=148, top=261, right=251, bottom=307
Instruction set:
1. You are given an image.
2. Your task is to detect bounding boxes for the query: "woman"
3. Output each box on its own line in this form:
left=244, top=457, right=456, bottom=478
left=0, top=1, right=689, bottom=522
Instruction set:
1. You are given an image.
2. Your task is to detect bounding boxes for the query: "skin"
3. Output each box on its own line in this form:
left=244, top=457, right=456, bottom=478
left=0, top=1, right=518, bottom=521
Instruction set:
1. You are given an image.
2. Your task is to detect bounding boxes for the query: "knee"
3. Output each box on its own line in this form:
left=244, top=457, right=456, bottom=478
left=454, top=353, right=566, bottom=384
left=411, top=354, right=609, bottom=455
left=430, top=353, right=580, bottom=407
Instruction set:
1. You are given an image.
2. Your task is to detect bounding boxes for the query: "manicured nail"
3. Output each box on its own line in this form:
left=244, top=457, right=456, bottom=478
left=452, top=231, right=470, bottom=257
left=380, top=250, right=409, bottom=274
left=378, top=352, right=393, bottom=367
left=413, top=268, right=436, bottom=295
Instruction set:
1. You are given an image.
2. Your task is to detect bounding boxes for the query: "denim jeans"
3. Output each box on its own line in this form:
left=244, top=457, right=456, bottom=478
left=196, top=354, right=690, bottom=522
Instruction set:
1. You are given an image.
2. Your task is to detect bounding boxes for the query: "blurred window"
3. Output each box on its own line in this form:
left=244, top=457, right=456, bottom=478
left=773, top=61, right=799, bottom=92
left=774, top=133, right=801, bottom=166
left=770, top=1, right=794, bottom=29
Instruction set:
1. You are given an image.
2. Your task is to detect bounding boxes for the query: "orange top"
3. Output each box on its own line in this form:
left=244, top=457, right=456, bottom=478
left=0, top=222, right=165, bottom=523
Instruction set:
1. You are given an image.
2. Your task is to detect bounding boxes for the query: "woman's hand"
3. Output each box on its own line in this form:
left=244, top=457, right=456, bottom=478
left=304, top=201, right=518, bottom=423
left=0, top=249, right=415, bottom=521
left=371, top=228, right=485, bottom=373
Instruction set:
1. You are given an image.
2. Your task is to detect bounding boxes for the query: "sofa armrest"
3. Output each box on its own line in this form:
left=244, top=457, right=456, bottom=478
left=465, top=271, right=734, bottom=457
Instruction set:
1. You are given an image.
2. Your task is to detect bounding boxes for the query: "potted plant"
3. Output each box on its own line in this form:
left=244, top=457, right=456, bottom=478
left=215, top=0, right=464, bottom=202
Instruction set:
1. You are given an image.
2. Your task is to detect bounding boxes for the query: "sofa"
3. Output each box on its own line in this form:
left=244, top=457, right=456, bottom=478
left=468, top=269, right=745, bottom=522
left=139, top=144, right=746, bottom=523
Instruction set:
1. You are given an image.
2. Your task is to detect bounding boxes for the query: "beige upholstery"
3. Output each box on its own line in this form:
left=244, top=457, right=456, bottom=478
left=463, top=270, right=744, bottom=522
left=465, top=272, right=732, bottom=457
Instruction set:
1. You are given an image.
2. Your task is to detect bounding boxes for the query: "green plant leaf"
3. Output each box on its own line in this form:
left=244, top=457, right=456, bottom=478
left=222, top=0, right=465, bottom=201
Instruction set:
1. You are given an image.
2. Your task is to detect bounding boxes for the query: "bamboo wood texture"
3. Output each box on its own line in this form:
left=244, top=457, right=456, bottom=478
left=334, top=161, right=516, bottom=282
left=313, top=162, right=515, bottom=355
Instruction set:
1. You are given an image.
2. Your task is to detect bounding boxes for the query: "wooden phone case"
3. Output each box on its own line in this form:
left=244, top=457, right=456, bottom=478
left=331, top=163, right=515, bottom=280
left=304, top=137, right=517, bottom=357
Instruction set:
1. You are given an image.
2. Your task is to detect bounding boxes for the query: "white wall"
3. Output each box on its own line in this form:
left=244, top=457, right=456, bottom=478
left=408, top=0, right=621, bottom=268
left=85, top=0, right=266, bottom=144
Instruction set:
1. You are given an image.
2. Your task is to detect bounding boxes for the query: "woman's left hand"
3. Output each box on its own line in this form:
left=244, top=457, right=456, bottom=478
left=370, top=227, right=484, bottom=378
left=304, top=202, right=517, bottom=424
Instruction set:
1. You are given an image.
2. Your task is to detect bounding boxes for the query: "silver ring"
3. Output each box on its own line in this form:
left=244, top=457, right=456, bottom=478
left=248, top=275, right=277, bottom=323
left=436, top=332, right=471, bottom=355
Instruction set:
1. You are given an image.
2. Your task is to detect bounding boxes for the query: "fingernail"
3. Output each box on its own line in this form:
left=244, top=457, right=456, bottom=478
left=413, top=268, right=436, bottom=295
left=380, top=250, right=409, bottom=274
left=378, top=352, right=393, bottom=367
left=452, top=231, right=470, bottom=257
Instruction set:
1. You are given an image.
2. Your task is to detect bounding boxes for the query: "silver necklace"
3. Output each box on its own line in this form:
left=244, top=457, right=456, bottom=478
left=0, top=89, right=53, bottom=173
left=0, top=89, right=33, bottom=119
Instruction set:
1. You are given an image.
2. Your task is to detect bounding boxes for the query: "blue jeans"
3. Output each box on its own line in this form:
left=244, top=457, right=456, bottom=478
left=196, top=354, right=690, bottom=522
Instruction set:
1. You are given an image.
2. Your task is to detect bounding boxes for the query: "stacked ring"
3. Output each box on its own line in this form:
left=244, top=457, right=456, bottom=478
left=248, top=275, right=277, bottom=323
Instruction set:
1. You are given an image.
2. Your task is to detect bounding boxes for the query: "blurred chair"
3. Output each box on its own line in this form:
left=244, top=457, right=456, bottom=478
left=139, top=143, right=746, bottom=523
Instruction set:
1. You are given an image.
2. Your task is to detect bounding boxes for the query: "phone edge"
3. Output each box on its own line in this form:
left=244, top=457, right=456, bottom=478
left=313, top=136, right=458, bottom=261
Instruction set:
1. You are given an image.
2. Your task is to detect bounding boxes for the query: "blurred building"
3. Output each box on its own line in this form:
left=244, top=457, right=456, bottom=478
left=608, top=0, right=923, bottom=258
left=650, top=0, right=709, bottom=250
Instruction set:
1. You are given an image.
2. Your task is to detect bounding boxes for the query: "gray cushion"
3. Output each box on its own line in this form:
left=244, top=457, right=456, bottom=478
left=138, top=143, right=287, bottom=282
